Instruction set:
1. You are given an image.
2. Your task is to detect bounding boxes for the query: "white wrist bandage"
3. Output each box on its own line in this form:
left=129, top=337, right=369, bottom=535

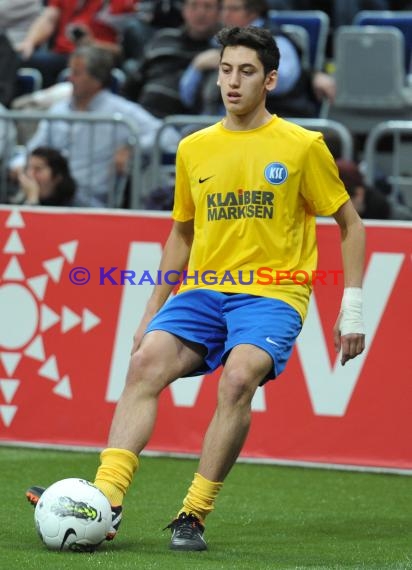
left=339, top=287, right=365, bottom=336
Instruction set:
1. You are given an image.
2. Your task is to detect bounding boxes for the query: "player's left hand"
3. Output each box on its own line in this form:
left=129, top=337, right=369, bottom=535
left=333, top=314, right=365, bottom=365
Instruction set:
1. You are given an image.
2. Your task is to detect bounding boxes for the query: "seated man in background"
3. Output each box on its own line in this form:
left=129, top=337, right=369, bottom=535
left=16, top=0, right=135, bottom=88
left=9, top=45, right=178, bottom=208
left=180, top=0, right=335, bottom=117
left=122, top=0, right=221, bottom=118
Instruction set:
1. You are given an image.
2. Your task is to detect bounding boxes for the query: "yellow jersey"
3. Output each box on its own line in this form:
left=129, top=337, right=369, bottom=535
left=172, top=116, right=349, bottom=321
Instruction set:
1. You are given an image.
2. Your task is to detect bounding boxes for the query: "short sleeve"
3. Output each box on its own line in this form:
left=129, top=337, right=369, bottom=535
left=172, top=145, right=195, bottom=221
left=300, top=134, right=349, bottom=216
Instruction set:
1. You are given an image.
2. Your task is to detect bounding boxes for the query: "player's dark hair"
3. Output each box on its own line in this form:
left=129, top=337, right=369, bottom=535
left=216, top=26, right=280, bottom=74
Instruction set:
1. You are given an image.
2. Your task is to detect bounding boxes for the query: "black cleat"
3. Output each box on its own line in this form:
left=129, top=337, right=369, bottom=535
left=106, top=505, right=122, bottom=540
left=25, top=485, right=122, bottom=540
left=166, top=512, right=207, bottom=551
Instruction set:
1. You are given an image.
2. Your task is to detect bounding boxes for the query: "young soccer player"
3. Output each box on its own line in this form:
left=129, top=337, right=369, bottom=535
left=27, top=26, right=366, bottom=551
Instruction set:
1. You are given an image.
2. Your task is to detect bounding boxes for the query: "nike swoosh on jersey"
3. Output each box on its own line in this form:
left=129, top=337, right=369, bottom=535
left=199, top=175, right=215, bottom=184
left=266, top=337, right=280, bottom=347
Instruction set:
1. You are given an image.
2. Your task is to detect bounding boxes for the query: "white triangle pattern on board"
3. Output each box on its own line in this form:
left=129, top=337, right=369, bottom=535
left=40, top=305, right=60, bottom=332
left=0, top=379, right=20, bottom=403
left=82, top=309, right=101, bottom=332
left=3, top=256, right=25, bottom=281
left=59, top=241, right=78, bottom=263
left=38, top=355, right=59, bottom=381
left=27, top=275, right=48, bottom=301
left=0, top=405, right=17, bottom=427
left=4, top=230, right=25, bottom=255
left=53, top=375, right=72, bottom=399
left=24, top=335, right=45, bottom=361
left=0, top=352, right=21, bottom=376
left=42, top=257, right=64, bottom=283
left=5, top=210, right=24, bottom=228
left=61, top=306, right=82, bottom=333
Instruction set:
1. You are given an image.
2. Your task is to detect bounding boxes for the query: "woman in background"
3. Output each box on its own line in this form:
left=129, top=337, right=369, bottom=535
left=19, top=146, right=76, bottom=206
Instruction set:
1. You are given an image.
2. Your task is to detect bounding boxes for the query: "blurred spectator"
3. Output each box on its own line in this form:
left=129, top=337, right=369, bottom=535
left=336, top=158, right=412, bottom=220
left=182, top=0, right=335, bottom=117
left=16, top=0, right=136, bottom=87
left=122, top=0, right=184, bottom=63
left=143, top=184, right=175, bottom=210
left=0, top=33, right=20, bottom=107
left=123, top=0, right=221, bottom=118
left=0, top=1, right=42, bottom=105
left=0, top=0, right=42, bottom=49
left=10, top=45, right=178, bottom=208
left=17, top=146, right=77, bottom=206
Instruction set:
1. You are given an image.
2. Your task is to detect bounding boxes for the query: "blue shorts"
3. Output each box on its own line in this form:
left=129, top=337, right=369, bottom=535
left=145, top=290, right=302, bottom=383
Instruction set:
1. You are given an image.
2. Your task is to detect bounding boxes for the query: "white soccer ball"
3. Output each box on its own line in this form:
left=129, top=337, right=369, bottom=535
left=34, top=478, right=112, bottom=552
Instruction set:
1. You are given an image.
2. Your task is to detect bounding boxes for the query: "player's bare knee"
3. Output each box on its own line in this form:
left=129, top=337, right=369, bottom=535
left=127, top=345, right=165, bottom=388
left=219, top=367, right=256, bottom=408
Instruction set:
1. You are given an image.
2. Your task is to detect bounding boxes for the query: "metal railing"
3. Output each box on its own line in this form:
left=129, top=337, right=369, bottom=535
left=364, top=120, right=412, bottom=201
left=0, top=110, right=144, bottom=209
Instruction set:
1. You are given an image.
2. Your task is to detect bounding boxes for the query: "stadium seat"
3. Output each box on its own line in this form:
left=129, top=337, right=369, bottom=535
left=323, top=26, right=412, bottom=135
left=281, top=24, right=311, bottom=70
left=353, top=11, right=412, bottom=74
left=109, top=68, right=126, bottom=94
left=15, top=68, right=43, bottom=97
left=267, top=10, right=329, bottom=71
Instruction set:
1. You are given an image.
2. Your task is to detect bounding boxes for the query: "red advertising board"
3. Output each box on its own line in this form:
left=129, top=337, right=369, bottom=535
left=0, top=206, right=411, bottom=470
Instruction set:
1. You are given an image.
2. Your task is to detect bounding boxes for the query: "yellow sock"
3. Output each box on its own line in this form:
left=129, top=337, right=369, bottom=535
left=94, top=448, right=139, bottom=506
left=177, top=472, right=223, bottom=524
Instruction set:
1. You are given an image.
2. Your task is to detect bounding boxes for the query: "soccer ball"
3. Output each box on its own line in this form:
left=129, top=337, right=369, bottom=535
left=34, top=478, right=112, bottom=552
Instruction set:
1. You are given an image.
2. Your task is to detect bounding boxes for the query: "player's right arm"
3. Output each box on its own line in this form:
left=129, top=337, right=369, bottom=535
left=131, top=219, right=194, bottom=353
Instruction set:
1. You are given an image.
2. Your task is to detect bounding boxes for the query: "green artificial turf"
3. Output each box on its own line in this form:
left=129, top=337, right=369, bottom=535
left=1, top=447, right=411, bottom=569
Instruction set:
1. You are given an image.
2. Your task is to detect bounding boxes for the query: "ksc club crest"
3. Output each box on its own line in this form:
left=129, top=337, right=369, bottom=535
left=264, top=162, right=288, bottom=185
